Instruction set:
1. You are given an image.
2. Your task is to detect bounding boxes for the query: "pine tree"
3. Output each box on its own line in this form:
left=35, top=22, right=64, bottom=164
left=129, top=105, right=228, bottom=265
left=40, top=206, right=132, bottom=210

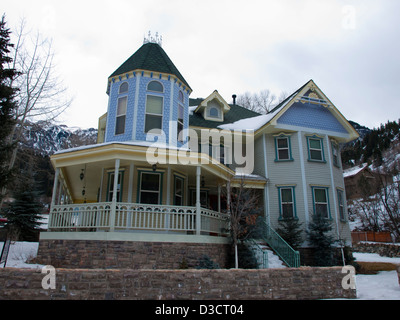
left=0, top=14, right=18, bottom=202
left=276, top=218, right=303, bottom=250
left=2, top=179, right=43, bottom=241
left=307, top=214, right=337, bottom=266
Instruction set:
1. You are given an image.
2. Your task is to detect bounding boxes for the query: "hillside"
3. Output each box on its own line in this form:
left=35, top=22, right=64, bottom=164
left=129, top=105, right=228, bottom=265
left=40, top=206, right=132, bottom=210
left=341, top=119, right=400, bottom=169
left=21, top=121, right=98, bottom=156
left=11, top=122, right=98, bottom=200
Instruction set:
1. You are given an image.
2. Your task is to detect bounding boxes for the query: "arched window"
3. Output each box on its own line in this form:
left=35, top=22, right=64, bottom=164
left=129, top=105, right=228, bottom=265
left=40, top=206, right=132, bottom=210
left=119, top=82, right=129, bottom=94
left=178, top=90, right=184, bottom=103
left=147, top=81, right=163, bottom=92
left=209, top=107, right=219, bottom=118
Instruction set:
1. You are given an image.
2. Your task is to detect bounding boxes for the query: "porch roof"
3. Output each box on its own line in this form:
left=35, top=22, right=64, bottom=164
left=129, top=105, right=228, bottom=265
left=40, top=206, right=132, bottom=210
left=51, top=142, right=235, bottom=180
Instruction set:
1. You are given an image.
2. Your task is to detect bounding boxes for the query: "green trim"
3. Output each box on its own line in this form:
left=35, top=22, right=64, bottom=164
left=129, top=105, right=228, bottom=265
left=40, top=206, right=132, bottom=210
left=311, top=186, right=331, bottom=219
left=136, top=169, right=164, bottom=204
left=306, top=135, right=326, bottom=163
left=337, top=189, right=346, bottom=222
left=274, top=134, right=294, bottom=162
left=277, top=186, right=297, bottom=220
left=331, top=140, right=341, bottom=168
left=173, top=174, right=185, bottom=206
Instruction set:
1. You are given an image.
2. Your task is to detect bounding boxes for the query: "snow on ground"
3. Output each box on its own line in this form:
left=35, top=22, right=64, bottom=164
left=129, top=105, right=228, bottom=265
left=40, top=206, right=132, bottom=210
left=353, top=252, right=400, bottom=264
left=356, top=271, right=400, bottom=300
left=0, top=241, right=44, bottom=269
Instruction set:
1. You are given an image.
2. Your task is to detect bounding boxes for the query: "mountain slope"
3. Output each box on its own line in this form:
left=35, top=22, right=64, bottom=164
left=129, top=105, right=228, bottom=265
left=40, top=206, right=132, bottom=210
left=21, top=121, right=98, bottom=156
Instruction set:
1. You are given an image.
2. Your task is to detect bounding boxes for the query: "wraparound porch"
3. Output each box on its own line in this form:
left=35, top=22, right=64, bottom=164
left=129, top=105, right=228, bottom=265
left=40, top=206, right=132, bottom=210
left=48, top=202, right=230, bottom=237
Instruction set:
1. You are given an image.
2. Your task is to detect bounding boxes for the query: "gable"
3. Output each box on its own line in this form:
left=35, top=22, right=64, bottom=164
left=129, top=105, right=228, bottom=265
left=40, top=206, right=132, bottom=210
left=277, top=101, right=348, bottom=134
left=257, top=80, right=359, bottom=142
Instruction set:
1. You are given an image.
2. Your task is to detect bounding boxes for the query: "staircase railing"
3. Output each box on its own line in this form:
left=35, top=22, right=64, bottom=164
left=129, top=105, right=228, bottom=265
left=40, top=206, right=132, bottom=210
left=257, top=219, right=300, bottom=268
left=247, top=239, right=268, bottom=269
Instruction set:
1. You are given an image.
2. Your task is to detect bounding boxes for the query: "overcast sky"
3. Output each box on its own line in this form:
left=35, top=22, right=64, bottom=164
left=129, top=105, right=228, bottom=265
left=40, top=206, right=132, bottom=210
left=3, top=0, right=400, bottom=130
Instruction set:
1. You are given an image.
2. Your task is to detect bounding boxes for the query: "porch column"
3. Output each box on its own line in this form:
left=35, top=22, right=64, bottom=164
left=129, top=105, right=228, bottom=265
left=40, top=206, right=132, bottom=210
left=166, top=167, right=171, bottom=205
left=51, top=168, right=60, bottom=207
left=196, top=166, right=201, bottom=235
left=127, top=163, right=134, bottom=228
left=110, top=159, right=120, bottom=232
left=218, top=184, right=221, bottom=213
left=226, top=180, right=231, bottom=213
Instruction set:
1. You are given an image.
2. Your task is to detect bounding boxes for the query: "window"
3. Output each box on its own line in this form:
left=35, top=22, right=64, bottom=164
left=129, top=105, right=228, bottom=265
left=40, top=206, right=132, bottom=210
left=174, top=176, right=184, bottom=206
left=107, top=171, right=124, bottom=202
left=139, top=172, right=161, bottom=204
left=331, top=140, right=340, bottom=167
left=278, top=187, right=296, bottom=219
left=190, top=190, right=208, bottom=208
left=178, top=90, right=184, bottom=103
left=208, top=107, right=219, bottom=118
left=275, top=135, right=292, bottom=161
left=337, top=189, right=345, bottom=221
left=119, top=82, right=128, bottom=94
left=307, top=136, right=325, bottom=162
left=312, top=187, right=330, bottom=219
left=145, top=95, right=163, bottom=134
left=147, top=81, right=163, bottom=92
left=177, top=104, right=184, bottom=142
left=115, top=96, right=127, bottom=135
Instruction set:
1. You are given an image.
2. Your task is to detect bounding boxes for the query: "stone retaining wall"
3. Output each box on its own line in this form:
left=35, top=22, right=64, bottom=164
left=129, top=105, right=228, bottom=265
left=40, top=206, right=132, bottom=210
left=0, top=267, right=356, bottom=300
left=36, top=239, right=231, bottom=269
left=352, top=242, right=400, bottom=258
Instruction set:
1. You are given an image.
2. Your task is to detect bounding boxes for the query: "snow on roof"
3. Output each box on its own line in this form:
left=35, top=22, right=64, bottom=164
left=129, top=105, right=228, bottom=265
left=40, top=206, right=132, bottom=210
left=54, top=140, right=189, bottom=155
left=217, top=92, right=294, bottom=131
left=343, top=163, right=368, bottom=178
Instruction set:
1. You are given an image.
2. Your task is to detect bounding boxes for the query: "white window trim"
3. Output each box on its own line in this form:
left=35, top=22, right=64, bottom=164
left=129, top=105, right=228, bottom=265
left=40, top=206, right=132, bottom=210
left=145, top=94, right=164, bottom=134
left=115, top=96, right=128, bottom=135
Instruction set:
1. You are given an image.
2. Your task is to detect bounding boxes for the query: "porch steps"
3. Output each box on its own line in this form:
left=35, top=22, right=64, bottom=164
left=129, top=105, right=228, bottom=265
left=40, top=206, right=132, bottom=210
left=248, top=241, right=287, bottom=269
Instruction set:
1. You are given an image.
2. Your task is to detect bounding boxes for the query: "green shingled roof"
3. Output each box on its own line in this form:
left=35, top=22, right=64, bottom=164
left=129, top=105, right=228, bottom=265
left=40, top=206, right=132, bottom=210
left=189, top=98, right=261, bottom=129
left=109, top=42, right=191, bottom=90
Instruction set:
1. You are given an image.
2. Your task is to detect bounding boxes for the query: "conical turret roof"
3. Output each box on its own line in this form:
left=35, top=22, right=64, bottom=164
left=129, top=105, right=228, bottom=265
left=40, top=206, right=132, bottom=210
left=109, top=42, right=191, bottom=90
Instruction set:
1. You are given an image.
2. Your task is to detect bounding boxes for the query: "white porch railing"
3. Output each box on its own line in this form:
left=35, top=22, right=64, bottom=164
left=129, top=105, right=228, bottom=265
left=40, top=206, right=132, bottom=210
left=48, top=202, right=230, bottom=237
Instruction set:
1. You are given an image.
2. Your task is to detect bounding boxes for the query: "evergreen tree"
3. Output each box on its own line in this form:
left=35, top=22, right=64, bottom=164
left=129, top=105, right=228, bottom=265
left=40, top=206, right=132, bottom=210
left=0, top=14, right=18, bottom=201
left=2, top=179, right=43, bottom=241
left=276, top=218, right=303, bottom=250
left=307, top=214, right=336, bottom=266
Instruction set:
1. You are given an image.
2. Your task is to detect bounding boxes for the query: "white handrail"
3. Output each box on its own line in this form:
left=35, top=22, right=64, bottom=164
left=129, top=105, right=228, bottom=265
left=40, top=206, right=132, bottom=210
left=49, top=202, right=229, bottom=236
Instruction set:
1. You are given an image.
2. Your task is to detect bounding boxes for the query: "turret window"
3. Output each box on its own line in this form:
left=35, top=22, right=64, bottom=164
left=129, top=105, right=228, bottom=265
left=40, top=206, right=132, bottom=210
left=147, top=81, right=163, bottom=92
left=119, top=82, right=129, bottom=94
left=145, top=95, right=163, bottom=134
left=177, top=104, right=184, bottom=142
left=178, top=90, right=184, bottom=103
left=115, top=96, right=127, bottom=135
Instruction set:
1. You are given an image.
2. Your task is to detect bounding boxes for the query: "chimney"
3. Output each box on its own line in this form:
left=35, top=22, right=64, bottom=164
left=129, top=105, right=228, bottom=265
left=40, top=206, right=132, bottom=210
left=232, top=94, right=237, bottom=105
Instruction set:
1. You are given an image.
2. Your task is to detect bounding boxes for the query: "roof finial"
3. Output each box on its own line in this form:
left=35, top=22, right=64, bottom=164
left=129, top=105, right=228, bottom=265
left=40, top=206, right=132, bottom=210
left=143, top=31, right=163, bottom=47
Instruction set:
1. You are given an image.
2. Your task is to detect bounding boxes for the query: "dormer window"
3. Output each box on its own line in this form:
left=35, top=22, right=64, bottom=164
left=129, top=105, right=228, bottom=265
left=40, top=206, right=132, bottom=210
left=147, top=81, right=163, bottom=92
left=208, top=107, right=220, bottom=118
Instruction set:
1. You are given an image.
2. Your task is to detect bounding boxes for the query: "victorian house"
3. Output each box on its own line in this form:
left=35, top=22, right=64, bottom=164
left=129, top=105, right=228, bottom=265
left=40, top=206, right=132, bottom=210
left=36, top=38, right=358, bottom=268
